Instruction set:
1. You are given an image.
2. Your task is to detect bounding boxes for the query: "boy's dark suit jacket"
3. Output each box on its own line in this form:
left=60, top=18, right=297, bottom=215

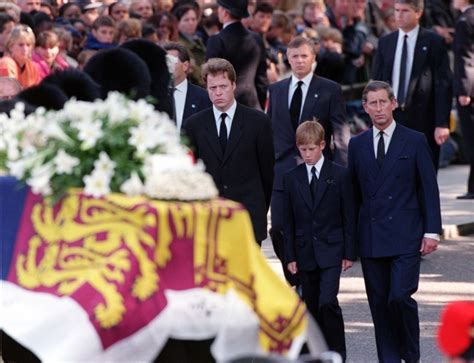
left=282, top=160, right=356, bottom=270
left=181, top=83, right=211, bottom=127
left=372, top=27, right=452, bottom=165
left=206, top=22, right=268, bottom=110
left=183, top=104, right=274, bottom=242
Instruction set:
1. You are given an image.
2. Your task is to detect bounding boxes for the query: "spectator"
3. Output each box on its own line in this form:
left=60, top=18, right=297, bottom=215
left=16, top=0, right=41, bottom=13
left=251, top=2, right=274, bottom=36
left=58, top=3, right=81, bottom=21
left=315, top=26, right=345, bottom=83
left=54, top=27, right=78, bottom=68
left=84, top=15, right=116, bottom=49
left=0, top=24, right=39, bottom=88
left=0, top=76, right=22, bottom=100
left=0, top=2, right=21, bottom=23
left=80, top=0, right=102, bottom=28
left=32, top=30, right=68, bottom=80
left=302, top=0, right=330, bottom=28
left=116, top=18, right=141, bottom=44
left=129, top=0, right=153, bottom=21
left=173, top=4, right=206, bottom=86
left=0, top=14, right=15, bottom=58
left=109, top=2, right=129, bottom=22
left=146, top=11, right=178, bottom=43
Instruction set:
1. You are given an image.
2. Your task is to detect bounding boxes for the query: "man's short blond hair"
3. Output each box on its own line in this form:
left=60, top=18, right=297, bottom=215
left=296, top=120, right=325, bottom=146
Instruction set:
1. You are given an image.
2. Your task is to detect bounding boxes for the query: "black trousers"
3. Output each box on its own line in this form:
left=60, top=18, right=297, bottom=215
left=458, top=101, right=474, bottom=193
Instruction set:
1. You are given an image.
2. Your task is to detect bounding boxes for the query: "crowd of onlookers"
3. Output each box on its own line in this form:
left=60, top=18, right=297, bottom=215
left=0, top=0, right=460, bottom=93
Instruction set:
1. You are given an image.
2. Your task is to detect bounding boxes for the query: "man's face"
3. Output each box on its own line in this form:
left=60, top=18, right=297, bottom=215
left=287, top=44, right=315, bottom=79
left=0, top=21, right=14, bottom=51
left=82, top=8, right=100, bottom=26
left=20, top=0, right=41, bottom=13
left=333, top=0, right=350, bottom=17
left=363, top=89, right=397, bottom=130
left=92, top=26, right=115, bottom=43
left=206, top=72, right=236, bottom=112
left=132, top=0, right=153, bottom=19
left=394, top=3, right=422, bottom=32
left=253, top=11, right=272, bottom=33
left=167, top=49, right=189, bottom=85
left=297, top=141, right=325, bottom=166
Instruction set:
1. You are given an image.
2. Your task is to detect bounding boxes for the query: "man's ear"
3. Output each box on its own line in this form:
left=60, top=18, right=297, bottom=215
left=183, top=60, right=190, bottom=74
left=320, top=140, right=326, bottom=150
left=91, top=28, right=98, bottom=38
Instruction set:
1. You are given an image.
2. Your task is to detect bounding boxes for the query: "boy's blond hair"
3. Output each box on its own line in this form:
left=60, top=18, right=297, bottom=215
left=296, top=120, right=325, bottom=146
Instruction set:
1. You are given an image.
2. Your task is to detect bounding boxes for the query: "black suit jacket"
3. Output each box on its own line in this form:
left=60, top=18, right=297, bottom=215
left=183, top=104, right=275, bottom=241
left=268, top=74, right=350, bottom=190
left=453, top=6, right=474, bottom=97
left=372, top=27, right=453, bottom=135
left=206, top=22, right=268, bottom=110
left=282, top=160, right=356, bottom=270
left=181, top=82, right=211, bottom=126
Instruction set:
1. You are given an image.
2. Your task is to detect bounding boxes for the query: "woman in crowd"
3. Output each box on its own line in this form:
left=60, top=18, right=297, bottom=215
left=173, top=4, right=205, bottom=85
left=109, top=2, right=129, bottom=22
left=146, top=11, right=178, bottom=43
left=116, top=18, right=141, bottom=44
left=0, top=24, right=39, bottom=88
left=32, top=30, right=68, bottom=80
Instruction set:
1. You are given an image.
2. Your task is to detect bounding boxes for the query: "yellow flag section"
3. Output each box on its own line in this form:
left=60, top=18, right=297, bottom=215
left=192, top=199, right=307, bottom=355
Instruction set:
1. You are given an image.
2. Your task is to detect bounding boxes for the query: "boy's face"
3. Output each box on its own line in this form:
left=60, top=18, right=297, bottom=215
left=92, top=26, right=115, bottom=44
left=297, top=141, right=325, bottom=166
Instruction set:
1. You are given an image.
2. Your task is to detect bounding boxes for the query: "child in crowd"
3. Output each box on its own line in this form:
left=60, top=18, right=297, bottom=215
left=32, top=30, right=68, bottom=80
left=282, top=120, right=355, bottom=361
left=84, top=15, right=116, bottom=50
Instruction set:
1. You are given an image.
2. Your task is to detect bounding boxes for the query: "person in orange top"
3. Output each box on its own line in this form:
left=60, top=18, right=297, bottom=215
left=0, top=24, right=39, bottom=89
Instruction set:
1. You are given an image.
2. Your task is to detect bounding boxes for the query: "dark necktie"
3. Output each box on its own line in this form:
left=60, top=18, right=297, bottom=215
left=397, top=34, right=408, bottom=107
left=219, top=113, right=228, bottom=153
left=310, top=166, right=318, bottom=200
left=289, top=81, right=303, bottom=131
left=377, top=131, right=385, bottom=167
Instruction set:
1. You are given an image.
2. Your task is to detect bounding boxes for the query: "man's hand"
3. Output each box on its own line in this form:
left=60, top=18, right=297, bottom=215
left=420, top=237, right=438, bottom=256
left=342, top=259, right=353, bottom=271
left=434, top=127, right=450, bottom=145
left=287, top=262, right=298, bottom=275
left=458, top=96, right=471, bottom=106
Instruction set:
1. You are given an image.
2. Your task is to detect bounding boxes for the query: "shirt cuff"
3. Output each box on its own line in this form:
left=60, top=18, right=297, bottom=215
left=424, top=233, right=440, bottom=241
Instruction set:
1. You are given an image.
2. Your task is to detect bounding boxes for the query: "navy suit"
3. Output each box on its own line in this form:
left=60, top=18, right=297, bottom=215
left=283, top=160, right=355, bottom=359
left=348, top=123, right=442, bottom=362
left=268, top=74, right=350, bottom=284
left=372, top=28, right=453, bottom=169
left=184, top=104, right=274, bottom=242
left=181, top=83, right=211, bottom=126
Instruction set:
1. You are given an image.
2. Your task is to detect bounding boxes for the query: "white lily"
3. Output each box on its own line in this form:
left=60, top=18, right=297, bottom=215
left=55, top=149, right=80, bottom=174
left=120, top=171, right=144, bottom=196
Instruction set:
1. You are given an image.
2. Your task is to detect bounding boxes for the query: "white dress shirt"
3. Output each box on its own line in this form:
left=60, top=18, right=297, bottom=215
left=372, top=121, right=439, bottom=241
left=213, top=100, right=237, bottom=138
left=288, top=72, right=314, bottom=118
left=305, top=156, right=324, bottom=184
left=392, top=25, right=420, bottom=102
left=174, top=78, right=187, bottom=130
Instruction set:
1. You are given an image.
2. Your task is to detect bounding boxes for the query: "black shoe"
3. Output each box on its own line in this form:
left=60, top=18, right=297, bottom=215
left=457, top=192, right=474, bottom=199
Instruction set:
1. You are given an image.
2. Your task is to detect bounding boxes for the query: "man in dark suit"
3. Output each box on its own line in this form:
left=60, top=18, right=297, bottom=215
left=283, top=121, right=355, bottom=360
left=183, top=58, right=274, bottom=244
left=206, top=0, right=268, bottom=110
left=452, top=0, right=474, bottom=199
left=267, top=36, right=350, bottom=284
left=164, top=42, right=211, bottom=130
left=348, top=81, right=442, bottom=362
left=372, top=0, right=453, bottom=170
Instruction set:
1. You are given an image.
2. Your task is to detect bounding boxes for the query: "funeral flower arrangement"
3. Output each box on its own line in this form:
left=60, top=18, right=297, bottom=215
left=0, top=92, right=218, bottom=202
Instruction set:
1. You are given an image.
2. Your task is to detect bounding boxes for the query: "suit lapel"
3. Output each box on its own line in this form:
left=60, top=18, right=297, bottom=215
left=203, top=111, right=223, bottom=161
left=363, top=129, right=379, bottom=181
left=222, top=105, right=243, bottom=163
left=373, top=125, right=407, bottom=193
left=406, top=29, right=429, bottom=106
left=300, top=75, right=321, bottom=123
left=312, top=160, right=332, bottom=212
left=296, top=165, right=313, bottom=210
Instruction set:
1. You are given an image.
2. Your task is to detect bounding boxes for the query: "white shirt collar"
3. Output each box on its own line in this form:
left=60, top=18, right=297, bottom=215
left=290, top=72, right=313, bottom=89
left=223, top=20, right=238, bottom=29
left=175, top=78, right=188, bottom=92
left=373, top=120, right=396, bottom=139
left=213, top=99, right=237, bottom=121
left=305, top=155, right=325, bottom=181
left=398, top=24, right=420, bottom=40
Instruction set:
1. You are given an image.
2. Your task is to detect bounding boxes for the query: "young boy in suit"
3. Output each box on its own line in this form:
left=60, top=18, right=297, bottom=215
left=282, top=120, right=355, bottom=360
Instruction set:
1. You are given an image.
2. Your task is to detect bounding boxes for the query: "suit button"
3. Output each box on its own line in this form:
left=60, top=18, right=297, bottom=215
left=223, top=185, right=228, bottom=190
left=371, top=217, right=375, bottom=222
left=388, top=216, right=393, bottom=220
left=388, top=196, right=393, bottom=200
left=313, top=236, right=317, bottom=241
